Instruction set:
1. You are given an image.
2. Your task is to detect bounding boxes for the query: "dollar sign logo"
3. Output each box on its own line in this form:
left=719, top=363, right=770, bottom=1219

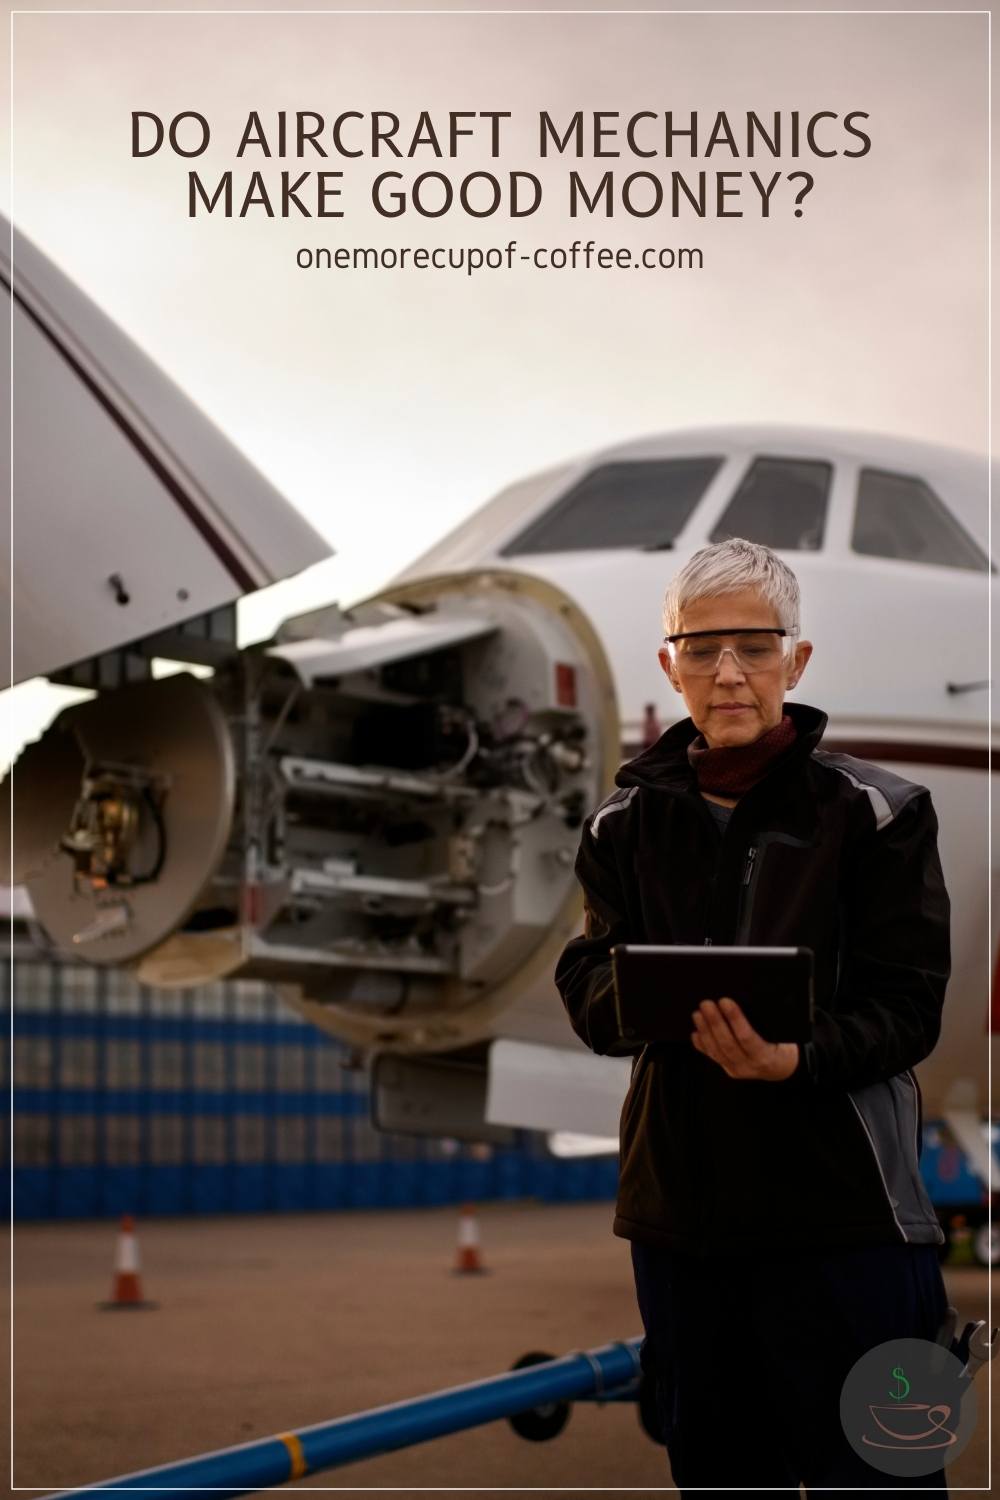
left=889, top=1365, right=910, bottom=1401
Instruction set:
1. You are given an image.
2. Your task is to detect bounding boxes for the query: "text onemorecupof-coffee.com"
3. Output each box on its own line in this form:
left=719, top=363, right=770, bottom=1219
left=295, top=241, right=705, bottom=274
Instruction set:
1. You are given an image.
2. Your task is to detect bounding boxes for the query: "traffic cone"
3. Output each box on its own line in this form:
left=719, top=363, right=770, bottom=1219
left=99, top=1214, right=157, bottom=1310
left=452, top=1203, right=488, bottom=1275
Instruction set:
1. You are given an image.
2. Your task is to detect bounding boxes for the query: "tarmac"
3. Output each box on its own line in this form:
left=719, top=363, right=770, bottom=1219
left=9, top=1202, right=997, bottom=1494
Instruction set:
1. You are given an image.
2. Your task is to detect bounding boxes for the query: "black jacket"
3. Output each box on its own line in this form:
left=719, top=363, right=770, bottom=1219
left=554, top=701, right=950, bottom=1254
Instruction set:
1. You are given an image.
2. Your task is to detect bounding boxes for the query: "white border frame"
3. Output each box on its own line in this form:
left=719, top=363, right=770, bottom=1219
left=6, top=5, right=993, bottom=1492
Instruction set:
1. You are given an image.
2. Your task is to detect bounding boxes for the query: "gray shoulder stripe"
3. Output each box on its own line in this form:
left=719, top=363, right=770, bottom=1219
left=812, top=751, right=925, bottom=832
left=822, top=761, right=894, bottom=830
left=592, top=785, right=638, bottom=836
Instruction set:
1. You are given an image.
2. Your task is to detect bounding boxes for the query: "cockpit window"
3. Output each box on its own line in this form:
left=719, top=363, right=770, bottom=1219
left=709, top=457, right=831, bottom=551
left=500, top=458, right=722, bottom=555
left=851, top=468, right=989, bottom=572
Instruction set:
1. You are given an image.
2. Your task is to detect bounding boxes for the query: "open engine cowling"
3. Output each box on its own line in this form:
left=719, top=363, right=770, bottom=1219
left=7, top=570, right=619, bottom=1066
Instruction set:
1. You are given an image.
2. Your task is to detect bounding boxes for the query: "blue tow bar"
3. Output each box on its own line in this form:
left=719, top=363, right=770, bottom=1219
left=44, top=1337, right=646, bottom=1500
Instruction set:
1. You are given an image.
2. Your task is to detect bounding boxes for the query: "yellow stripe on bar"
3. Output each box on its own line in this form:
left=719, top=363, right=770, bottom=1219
left=277, top=1431, right=307, bottom=1480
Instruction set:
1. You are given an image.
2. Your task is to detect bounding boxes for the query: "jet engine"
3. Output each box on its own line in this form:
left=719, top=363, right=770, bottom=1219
left=7, top=569, right=625, bottom=1137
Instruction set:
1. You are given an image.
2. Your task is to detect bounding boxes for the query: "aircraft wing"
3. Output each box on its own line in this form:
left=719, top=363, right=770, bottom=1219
left=0, top=217, right=331, bottom=686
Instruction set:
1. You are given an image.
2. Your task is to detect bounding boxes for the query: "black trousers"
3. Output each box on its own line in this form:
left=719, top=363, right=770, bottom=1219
left=631, top=1239, right=951, bottom=1497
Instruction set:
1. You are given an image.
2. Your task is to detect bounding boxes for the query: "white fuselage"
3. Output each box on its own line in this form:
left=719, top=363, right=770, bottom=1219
left=394, top=426, right=996, bottom=1122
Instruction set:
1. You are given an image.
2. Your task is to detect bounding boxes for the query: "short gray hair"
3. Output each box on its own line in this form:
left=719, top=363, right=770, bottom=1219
left=662, top=538, right=801, bottom=636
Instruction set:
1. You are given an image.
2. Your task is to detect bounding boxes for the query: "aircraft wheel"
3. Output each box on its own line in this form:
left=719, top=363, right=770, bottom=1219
left=507, top=1352, right=571, bottom=1441
left=972, top=1221, right=1000, bottom=1268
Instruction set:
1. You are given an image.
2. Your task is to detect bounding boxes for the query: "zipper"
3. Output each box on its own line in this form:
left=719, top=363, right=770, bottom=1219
left=737, top=831, right=814, bottom=945
left=733, top=844, right=761, bottom=943
left=698, top=785, right=766, bottom=945
left=699, top=802, right=769, bottom=947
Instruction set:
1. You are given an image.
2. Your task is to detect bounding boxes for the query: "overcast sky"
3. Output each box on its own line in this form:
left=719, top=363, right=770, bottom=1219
left=1, top=1, right=990, bottom=766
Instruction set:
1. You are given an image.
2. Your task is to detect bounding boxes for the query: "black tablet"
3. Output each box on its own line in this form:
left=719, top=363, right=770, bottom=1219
left=611, top=944, right=814, bottom=1045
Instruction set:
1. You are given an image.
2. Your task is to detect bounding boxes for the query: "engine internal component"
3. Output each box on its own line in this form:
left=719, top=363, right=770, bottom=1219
left=5, top=570, right=618, bottom=1055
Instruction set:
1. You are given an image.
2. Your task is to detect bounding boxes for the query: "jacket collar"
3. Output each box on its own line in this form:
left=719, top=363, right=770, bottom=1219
left=615, top=700, right=829, bottom=795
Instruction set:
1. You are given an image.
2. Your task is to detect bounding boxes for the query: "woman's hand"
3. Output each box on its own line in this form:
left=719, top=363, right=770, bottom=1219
left=691, top=998, right=800, bottom=1082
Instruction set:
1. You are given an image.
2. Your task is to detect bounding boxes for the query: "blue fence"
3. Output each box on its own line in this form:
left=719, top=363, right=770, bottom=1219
left=7, top=957, right=618, bottom=1220
left=12, top=957, right=987, bottom=1225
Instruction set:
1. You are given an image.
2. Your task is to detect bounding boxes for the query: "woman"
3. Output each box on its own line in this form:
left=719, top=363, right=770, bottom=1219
left=555, top=537, right=952, bottom=1494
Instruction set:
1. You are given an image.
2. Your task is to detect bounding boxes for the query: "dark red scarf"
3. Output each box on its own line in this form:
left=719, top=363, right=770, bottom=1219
left=686, top=713, right=797, bottom=797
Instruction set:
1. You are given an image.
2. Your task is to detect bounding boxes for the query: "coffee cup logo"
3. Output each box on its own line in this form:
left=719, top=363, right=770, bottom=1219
left=840, top=1339, right=977, bottom=1476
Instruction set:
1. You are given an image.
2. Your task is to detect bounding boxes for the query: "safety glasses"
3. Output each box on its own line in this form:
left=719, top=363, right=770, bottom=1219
left=662, top=627, right=798, bottom=676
